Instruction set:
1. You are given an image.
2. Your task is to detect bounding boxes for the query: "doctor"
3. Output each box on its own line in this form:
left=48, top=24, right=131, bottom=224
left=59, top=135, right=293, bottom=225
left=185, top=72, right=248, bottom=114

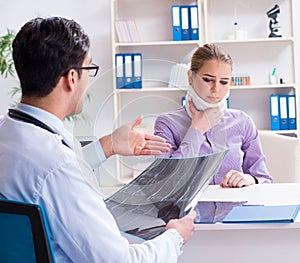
left=0, top=16, right=196, bottom=262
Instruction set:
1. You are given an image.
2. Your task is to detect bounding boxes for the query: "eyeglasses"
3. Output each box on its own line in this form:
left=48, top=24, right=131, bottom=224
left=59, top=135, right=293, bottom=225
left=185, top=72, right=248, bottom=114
left=74, top=63, right=99, bottom=77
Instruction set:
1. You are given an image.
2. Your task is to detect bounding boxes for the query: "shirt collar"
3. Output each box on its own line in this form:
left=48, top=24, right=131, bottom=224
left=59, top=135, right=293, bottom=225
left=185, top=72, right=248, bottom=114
left=17, top=103, right=74, bottom=149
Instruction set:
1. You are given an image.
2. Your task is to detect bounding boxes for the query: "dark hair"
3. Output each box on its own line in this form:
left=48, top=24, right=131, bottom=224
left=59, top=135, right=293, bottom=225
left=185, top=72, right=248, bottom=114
left=190, top=43, right=233, bottom=74
left=12, top=17, right=90, bottom=97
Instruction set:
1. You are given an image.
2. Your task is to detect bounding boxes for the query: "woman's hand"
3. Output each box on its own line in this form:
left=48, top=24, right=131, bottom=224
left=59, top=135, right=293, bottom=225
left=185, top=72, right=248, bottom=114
left=220, top=170, right=257, bottom=188
left=189, top=99, right=224, bottom=134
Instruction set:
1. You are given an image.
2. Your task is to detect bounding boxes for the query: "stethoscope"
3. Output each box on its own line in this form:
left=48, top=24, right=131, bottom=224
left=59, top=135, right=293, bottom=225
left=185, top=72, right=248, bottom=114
left=8, top=108, right=70, bottom=148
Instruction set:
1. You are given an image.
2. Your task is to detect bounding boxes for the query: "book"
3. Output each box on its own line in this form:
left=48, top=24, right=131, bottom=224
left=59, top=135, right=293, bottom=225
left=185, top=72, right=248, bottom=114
left=114, top=20, right=131, bottom=43
left=222, top=204, right=300, bottom=223
left=105, top=150, right=228, bottom=240
left=126, top=20, right=140, bottom=42
left=115, top=20, right=140, bottom=43
left=168, top=63, right=189, bottom=89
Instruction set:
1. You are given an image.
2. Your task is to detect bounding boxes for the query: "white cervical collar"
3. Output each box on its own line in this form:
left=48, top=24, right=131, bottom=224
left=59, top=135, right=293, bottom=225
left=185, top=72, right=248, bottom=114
left=185, top=85, right=229, bottom=118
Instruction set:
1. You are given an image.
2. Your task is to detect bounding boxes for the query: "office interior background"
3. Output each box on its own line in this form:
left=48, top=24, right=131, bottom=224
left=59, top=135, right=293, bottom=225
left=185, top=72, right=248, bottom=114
left=1, top=0, right=300, bottom=186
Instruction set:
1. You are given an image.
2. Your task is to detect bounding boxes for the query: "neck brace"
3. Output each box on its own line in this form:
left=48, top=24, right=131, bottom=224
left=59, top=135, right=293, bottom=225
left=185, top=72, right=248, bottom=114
left=185, top=85, right=229, bottom=118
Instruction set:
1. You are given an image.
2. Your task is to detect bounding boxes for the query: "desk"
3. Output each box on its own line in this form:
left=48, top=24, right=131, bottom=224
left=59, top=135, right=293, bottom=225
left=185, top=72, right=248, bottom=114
left=179, top=183, right=300, bottom=263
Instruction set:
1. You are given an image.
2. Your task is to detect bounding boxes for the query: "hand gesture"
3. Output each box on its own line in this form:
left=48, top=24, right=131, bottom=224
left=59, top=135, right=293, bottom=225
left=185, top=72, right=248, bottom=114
left=101, top=116, right=171, bottom=158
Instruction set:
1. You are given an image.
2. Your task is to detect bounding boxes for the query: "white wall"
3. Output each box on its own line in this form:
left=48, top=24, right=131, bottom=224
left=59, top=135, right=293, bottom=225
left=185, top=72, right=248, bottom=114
left=0, top=0, right=116, bottom=139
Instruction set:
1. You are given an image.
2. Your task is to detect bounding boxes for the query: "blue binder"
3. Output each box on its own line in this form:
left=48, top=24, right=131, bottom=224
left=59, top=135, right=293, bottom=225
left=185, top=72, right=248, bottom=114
left=172, top=6, right=181, bottom=41
left=132, top=53, right=142, bottom=88
left=124, top=53, right=133, bottom=88
left=181, top=96, right=186, bottom=106
left=222, top=205, right=300, bottom=223
left=189, top=5, right=199, bottom=40
left=115, top=54, right=125, bottom=89
left=270, top=94, right=280, bottom=131
left=180, top=6, right=190, bottom=40
left=279, top=95, right=289, bottom=130
left=287, top=94, right=297, bottom=130
left=226, top=98, right=229, bottom=109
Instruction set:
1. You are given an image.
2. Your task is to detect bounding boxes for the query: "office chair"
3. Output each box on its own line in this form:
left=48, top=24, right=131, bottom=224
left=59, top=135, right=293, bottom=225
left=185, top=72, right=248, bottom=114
left=0, top=199, right=55, bottom=263
left=258, top=130, right=300, bottom=183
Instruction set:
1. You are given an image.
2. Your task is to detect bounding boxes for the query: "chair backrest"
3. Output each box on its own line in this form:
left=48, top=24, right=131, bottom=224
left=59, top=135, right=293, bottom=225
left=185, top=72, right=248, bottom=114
left=0, top=199, right=55, bottom=263
left=258, top=130, right=300, bottom=183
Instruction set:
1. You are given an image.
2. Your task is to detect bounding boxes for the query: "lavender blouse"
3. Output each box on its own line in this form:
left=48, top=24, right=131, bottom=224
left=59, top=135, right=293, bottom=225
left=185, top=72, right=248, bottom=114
left=154, top=107, right=273, bottom=222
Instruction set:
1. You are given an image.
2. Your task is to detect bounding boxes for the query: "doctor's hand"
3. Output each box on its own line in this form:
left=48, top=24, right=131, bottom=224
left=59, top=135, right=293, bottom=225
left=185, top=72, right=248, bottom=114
left=166, top=210, right=196, bottom=244
left=220, top=170, right=257, bottom=188
left=100, top=116, right=171, bottom=158
left=189, top=100, right=224, bottom=134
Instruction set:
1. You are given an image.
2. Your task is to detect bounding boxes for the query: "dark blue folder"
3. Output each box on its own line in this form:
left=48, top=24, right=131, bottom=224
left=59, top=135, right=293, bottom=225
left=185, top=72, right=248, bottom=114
left=222, top=205, right=300, bottom=223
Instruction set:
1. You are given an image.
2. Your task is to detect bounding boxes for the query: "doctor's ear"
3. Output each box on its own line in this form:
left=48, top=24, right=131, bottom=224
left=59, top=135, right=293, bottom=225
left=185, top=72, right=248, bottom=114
left=188, top=69, right=193, bottom=85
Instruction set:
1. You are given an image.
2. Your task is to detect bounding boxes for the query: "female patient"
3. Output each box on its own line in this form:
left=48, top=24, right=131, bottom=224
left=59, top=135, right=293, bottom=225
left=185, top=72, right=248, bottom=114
left=154, top=43, right=272, bottom=189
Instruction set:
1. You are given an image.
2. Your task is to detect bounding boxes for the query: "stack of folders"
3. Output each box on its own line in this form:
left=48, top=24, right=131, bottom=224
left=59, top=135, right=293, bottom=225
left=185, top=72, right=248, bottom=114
left=270, top=94, right=297, bottom=131
left=172, top=5, right=199, bottom=41
left=114, top=20, right=140, bottom=43
left=222, top=204, right=300, bottom=223
left=168, top=63, right=189, bottom=89
left=115, top=53, right=142, bottom=89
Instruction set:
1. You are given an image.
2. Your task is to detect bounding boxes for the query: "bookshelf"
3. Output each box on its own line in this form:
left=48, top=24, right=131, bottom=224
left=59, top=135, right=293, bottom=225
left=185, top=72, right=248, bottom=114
left=203, top=0, right=297, bottom=134
left=110, top=0, right=297, bottom=183
left=110, top=0, right=201, bottom=183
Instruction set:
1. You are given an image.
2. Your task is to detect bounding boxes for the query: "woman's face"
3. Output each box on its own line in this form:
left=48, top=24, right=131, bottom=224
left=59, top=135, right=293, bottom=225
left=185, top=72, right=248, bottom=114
left=189, top=60, right=232, bottom=104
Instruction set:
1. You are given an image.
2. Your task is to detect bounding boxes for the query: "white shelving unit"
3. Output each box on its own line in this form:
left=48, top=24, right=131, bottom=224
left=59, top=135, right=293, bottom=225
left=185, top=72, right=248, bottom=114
left=110, top=0, right=297, bottom=182
left=110, top=0, right=201, bottom=182
left=203, top=0, right=297, bottom=134
left=111, top=0, right=201, bottom=120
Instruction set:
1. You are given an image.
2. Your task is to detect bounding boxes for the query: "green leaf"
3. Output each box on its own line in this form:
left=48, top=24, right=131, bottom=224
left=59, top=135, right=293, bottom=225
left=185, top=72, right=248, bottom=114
left=0, top=29, right=15, bottom=78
